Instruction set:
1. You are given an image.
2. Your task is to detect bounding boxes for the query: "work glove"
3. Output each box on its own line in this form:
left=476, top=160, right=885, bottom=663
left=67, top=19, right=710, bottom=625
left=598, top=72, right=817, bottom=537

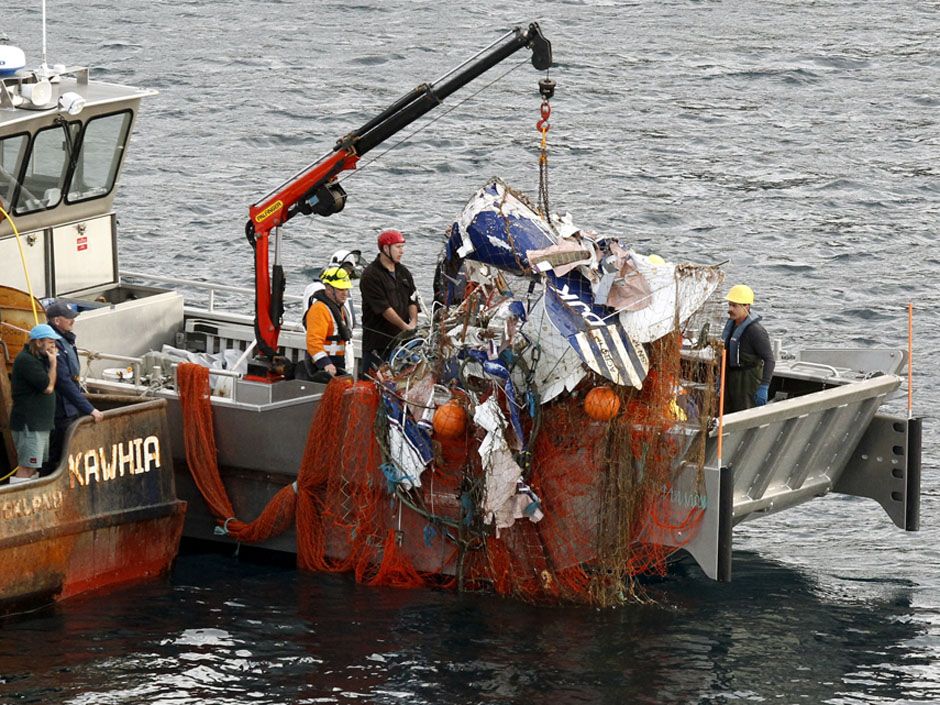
left=754, top=384, right=769, bottom=406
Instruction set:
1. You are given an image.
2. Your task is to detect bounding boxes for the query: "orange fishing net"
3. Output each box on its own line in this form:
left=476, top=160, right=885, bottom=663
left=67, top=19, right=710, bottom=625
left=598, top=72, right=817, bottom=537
left=177, top=365, right=296, bottom=543
left=177, top=310, right=718, bottom=606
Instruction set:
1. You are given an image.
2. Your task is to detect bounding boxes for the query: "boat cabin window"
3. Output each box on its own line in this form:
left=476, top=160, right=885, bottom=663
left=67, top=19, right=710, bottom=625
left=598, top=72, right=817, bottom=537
left=13, top=120, right=80, bottom=215
left=0, top=133, right=28, bottom=211
left=9, top=109, right=133, bottom=215
left=66, top=110, right=132, bottom=204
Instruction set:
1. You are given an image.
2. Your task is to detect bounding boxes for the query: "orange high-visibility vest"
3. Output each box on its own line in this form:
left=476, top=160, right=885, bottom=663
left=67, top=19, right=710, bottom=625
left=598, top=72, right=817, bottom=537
left=305, top=301, right=348, bottom=365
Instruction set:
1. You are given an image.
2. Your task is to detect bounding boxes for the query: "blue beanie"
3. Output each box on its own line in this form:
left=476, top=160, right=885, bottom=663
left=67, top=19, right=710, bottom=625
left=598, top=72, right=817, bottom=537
left=29, top=323, right=63, bottom=341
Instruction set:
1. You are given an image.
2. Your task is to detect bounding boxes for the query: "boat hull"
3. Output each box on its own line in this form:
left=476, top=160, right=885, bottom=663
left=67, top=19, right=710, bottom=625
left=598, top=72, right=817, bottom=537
left=162, top=370, right=918, bottom=584
left=0, top=398, right=186, bottom=615
left=83, top=326, right=920, bottom=585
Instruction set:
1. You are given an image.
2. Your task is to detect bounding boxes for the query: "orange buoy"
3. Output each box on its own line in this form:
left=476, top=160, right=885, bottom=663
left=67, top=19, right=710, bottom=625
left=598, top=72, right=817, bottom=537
left=433, top=401, right=467, bottom=438
left=584, top=386, right=620, bottom=421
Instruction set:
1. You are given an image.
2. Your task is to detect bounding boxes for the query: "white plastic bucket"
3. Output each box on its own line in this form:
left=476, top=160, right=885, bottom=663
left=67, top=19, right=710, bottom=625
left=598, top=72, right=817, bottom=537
left=102, top=367, right=134, bottom=382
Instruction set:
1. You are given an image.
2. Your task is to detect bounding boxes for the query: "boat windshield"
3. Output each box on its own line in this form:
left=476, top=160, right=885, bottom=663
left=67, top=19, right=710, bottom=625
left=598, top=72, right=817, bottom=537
left=67, top=110, right=132, bottom=204
left=0, top=133, right=28, bottom=211
left=14, top=121, right=80, bottom=214
left=6, top=109, right=133, bottom=216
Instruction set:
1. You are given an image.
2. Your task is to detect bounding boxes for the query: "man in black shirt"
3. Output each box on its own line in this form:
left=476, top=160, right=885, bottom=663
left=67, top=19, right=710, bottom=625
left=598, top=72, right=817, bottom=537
left=721, top=284, right=775, bottom=413
left=358, top=229, right=418, bottom=374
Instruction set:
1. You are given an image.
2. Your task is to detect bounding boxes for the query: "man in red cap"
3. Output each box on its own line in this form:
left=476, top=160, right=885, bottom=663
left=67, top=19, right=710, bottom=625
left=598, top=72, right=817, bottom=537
left=358, top=229, right=418, bottom=373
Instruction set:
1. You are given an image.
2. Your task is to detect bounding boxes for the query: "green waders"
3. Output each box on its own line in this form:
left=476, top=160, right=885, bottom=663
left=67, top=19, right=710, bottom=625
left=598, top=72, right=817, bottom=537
left=724, top=351, right=764, bottom=413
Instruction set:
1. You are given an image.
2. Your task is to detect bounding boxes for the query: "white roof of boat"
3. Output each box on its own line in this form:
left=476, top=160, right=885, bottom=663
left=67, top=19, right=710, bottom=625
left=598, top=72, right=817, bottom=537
left=0, top=68, right=156, bottom=128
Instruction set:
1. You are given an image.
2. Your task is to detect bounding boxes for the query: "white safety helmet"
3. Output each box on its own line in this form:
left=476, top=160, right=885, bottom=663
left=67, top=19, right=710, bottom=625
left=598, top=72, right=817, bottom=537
left=302, top=282, right=323, bottom=310
left=329, top=249, right=362, bottom=277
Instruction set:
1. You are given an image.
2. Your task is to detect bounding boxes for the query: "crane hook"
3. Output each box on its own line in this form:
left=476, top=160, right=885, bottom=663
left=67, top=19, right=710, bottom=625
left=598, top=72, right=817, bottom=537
left=536, top=78, right=555, bottom=133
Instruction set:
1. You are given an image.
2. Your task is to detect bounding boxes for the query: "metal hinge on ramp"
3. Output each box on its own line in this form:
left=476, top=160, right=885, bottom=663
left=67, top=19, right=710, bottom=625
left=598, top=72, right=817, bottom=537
left=833, top=414, right=921, bottom=532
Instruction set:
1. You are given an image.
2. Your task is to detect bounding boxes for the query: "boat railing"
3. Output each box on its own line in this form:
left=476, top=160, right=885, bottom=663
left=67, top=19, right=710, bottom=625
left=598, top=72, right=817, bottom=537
left=79, top=347, right=247, bottom=401
left=120, top=270, right=304, bottom=313
left=785, top=360, right=843, bottom=378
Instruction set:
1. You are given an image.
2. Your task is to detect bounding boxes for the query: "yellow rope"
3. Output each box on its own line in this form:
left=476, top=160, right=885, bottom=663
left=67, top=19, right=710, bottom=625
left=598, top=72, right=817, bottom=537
left=0, top=205, right=39, bottom=483
left=0, top=203, right=40, bottom=325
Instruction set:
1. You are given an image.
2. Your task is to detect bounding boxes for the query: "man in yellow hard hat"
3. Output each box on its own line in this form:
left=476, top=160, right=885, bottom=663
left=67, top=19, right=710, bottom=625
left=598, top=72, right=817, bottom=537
left=301, top=248, right=361, bottom=329
left=721, top=284, right=775, bottom=412
left=302, top=266, right=353, bottom=383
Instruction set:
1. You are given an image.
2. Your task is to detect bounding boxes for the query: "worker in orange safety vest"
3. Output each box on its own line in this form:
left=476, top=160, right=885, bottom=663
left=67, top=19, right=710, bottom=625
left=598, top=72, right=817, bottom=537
left=301, top=266, right=353, bottom=383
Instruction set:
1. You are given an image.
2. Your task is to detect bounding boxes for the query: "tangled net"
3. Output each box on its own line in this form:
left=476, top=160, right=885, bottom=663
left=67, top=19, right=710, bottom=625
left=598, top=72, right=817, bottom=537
left=178, top=292, right=721, bottom=607
left=178, top=179, right=726, bottom=606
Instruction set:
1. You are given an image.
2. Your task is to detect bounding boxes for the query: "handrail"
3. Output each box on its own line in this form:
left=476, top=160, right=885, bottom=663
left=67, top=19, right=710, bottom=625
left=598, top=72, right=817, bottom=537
left=173, top=363, right=242, bottom=379
left=78, top=348, right=143, bottom=386
left=787, top=361, right=843, bottom=378
left=120, top=270, right=304, bottom=311
left=78, top=348, right=245, bottom=402
left=121, top=270, right=258, bottom=296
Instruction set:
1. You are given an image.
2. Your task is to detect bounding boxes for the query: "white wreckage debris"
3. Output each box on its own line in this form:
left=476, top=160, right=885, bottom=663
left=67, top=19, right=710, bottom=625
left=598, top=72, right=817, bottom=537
left=474, top=398, right=544, bottom=533
left=438, top=178, right=724, bottom=392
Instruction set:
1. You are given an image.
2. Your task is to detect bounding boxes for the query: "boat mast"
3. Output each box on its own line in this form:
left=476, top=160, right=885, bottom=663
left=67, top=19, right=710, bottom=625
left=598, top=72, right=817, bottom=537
left=40, top=0, right=49, bottom=77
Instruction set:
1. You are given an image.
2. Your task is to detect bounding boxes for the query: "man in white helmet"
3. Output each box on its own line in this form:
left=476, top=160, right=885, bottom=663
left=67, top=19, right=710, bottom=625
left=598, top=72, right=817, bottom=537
left=722, top=284, right=775, bottom=413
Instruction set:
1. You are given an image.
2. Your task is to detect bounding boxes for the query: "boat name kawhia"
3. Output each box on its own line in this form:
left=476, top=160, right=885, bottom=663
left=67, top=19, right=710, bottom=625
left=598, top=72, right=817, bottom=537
left=68, top=436, right=163, bottom=488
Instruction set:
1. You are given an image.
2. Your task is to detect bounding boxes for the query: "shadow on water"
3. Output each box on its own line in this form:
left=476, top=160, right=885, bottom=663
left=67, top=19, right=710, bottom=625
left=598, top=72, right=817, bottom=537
left=0, top=550, right=932, bottom=704
left=285, top=553, right=929, bottom=705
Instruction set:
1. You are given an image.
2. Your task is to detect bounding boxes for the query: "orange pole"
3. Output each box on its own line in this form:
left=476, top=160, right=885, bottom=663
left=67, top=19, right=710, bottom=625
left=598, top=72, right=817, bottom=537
left=717, top=348, right=727, bottom=467
left=908, top=302, right=913, bottom=419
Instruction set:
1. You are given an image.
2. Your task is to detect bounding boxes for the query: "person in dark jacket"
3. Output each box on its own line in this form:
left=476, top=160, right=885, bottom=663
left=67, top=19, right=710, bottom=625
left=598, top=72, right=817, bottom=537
left=43, top=301, right=104, bottom=474
left=8, top=324, right=59, bottom=483
left=358, top=229, right=418, bottom=374
left=721, top=284, right=775, bottom=413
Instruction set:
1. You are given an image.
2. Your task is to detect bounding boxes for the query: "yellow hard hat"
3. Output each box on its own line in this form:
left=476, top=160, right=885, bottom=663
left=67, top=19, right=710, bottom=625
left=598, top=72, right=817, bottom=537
left=320, top=266, right=352, bottom=290
left=725, top=284, right=754, bottom=305
left=647, top=254, right=666, bottom=266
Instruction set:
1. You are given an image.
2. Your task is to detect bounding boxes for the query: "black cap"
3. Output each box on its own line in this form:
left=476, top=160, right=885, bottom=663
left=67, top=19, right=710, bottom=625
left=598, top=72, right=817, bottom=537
left=45, top=301, right=79, bottom=320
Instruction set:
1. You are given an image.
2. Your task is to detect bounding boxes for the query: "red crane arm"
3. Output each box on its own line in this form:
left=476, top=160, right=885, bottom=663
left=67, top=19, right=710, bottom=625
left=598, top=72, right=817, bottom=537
left=247, top=150, right=359, bottom=357
left=246, top=23, right=552, bottom=363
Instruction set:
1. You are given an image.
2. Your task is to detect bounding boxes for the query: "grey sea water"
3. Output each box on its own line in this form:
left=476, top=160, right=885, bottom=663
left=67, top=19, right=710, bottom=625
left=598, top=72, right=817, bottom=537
left=2, top=1, right=939, bottom=703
